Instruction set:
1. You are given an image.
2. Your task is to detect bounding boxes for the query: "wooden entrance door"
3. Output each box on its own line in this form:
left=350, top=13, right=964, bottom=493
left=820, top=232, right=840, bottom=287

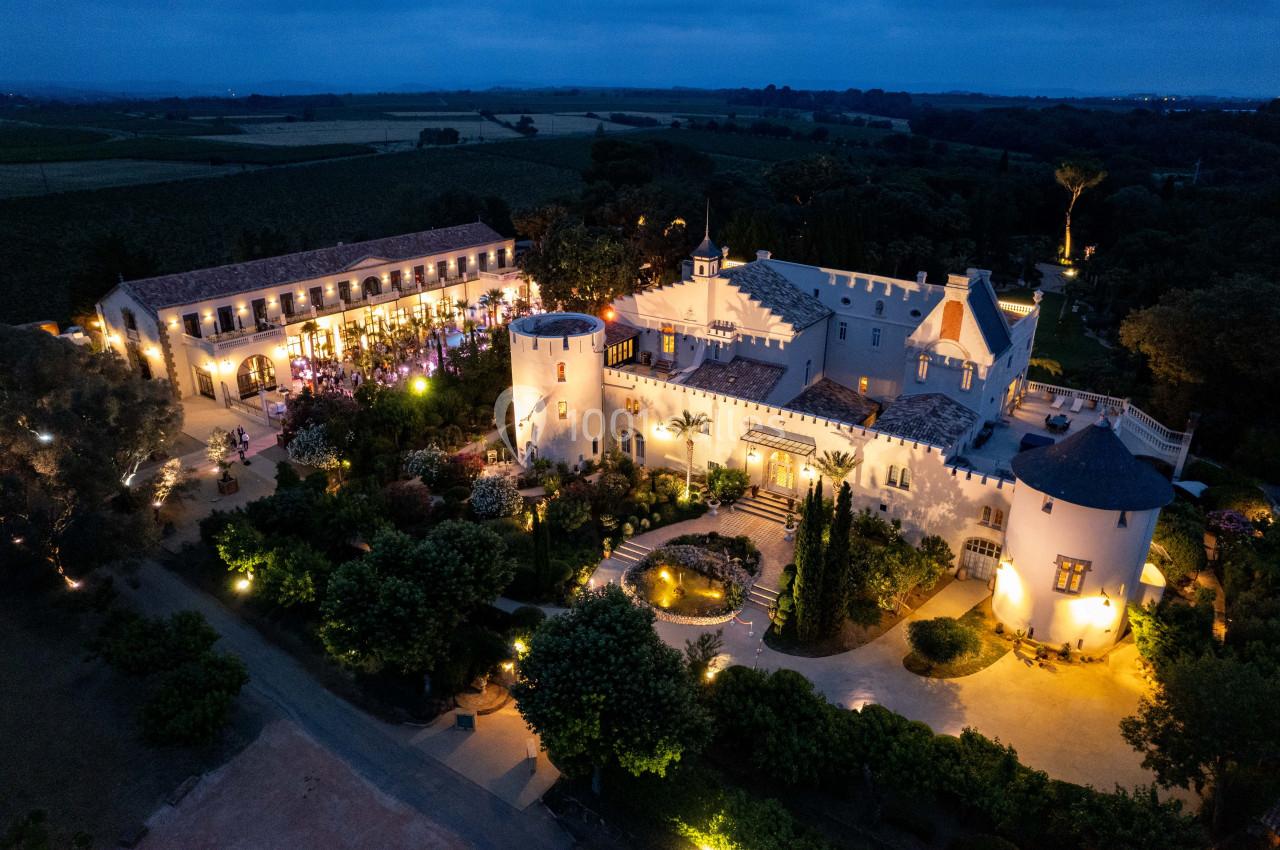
left=195, top=368, right=215, bottom=399
left=766, top=450, right=794, bottom=492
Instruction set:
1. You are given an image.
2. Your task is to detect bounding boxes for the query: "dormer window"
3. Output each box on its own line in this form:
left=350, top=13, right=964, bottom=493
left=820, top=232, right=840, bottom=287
left=916, top=353, right=929, bottom=382
left=961, top=362, right=975, bottom=391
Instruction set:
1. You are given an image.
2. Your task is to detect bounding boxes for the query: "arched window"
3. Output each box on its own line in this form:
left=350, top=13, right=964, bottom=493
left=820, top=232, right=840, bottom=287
left=556, top=362, right=566, bottom=382
left=235, top=355, right=277, bottom=399
left=916, top=353, right=930, bottom=382
left=874, top=299, right=885, bottom=316
left=961, top=361, right=975, bottom=391
left=886, top=465, right=898, bottom=487
left=899, top=467, right=911, bottom=490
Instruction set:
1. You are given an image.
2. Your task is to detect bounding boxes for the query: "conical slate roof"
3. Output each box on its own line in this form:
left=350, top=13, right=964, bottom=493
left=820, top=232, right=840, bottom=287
left=1010, top=418, right=1174, bottom=511
left=692, top=235, right=720, bottom=259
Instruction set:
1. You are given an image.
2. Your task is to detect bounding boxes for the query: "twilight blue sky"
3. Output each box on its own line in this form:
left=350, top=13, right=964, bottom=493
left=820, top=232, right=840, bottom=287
left=2, top=0, right=1278, bottom=96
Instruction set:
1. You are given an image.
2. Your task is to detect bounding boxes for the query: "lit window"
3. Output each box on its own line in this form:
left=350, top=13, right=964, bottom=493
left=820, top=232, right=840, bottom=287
left=887, top=465, right=898, bottom=487
left=557, top=401, right=568, bottom=420
left=858, top=376, right=869, bottom=394
left=961, top=362, right=975, bottom=391
left=556, top=362, right=566, bottom=382
left=871, top=327, right=881, bottom=348
left=916, top=353, right=929, bottom=382
left=1053, top=557, right=1090, bottom=595
left=661, top=325, right=676, bottom=355
left=1118, top=510, right=1128, bottom=528
left=1042, top=496, right=1054, bottom=514
left=838, top=321, right=848, bottom=342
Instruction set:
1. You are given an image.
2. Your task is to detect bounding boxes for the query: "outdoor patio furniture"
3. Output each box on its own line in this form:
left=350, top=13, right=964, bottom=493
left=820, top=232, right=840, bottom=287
left=1019, top=433, right=1055, bottom=452
left=1045, top=413, right=1071, bottom=433
left=1070, top=397, right=1085, bottom=413
left=1051, top=395, right=1067, bottom=410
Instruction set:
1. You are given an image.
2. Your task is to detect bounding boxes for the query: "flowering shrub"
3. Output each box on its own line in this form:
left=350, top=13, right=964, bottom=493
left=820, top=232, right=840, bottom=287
left=287, top=424, right=340, bottom=470
left=470, top=474, right=524, bottom=518
left=404, top=445, right=448, bottom=485
left=1207, top=509, right=1253, bottom=537
left=621, top=544, right=753, bottom=623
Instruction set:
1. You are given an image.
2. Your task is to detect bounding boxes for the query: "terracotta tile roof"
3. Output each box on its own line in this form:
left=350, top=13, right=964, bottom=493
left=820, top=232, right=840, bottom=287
left=123, top=222, right=506, bottom=313
left=682, top=357, right=785, bottom=402
left=604, top=321, right=641, bottom=347
left=785, top=378, right=879, bottom=425
left=723, top=262, right=832, bottom=331
left=874, top=393, right=978, bottom=448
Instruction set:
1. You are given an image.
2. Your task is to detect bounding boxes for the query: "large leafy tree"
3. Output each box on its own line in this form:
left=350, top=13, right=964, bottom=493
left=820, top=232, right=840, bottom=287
left=521, top=220, right=640, bottom=313
left=1121, top=652, right=1280, bottom=834
left=511, top=585, right=709, bottom=794
left=320, top=522, right=513, bottom=673
left=0, top=325, right=181, bottom=585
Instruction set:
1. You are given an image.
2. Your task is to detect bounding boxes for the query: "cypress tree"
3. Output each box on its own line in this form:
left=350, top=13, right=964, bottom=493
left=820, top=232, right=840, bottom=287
left=532, top=503, right=552, bottom=590
left=793, top=480, right=827, bottom=643
left=819, top=482, right=853, bottom=636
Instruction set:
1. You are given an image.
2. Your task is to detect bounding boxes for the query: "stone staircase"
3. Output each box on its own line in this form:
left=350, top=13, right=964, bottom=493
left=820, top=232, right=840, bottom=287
left=610, top=539, right=652, bottom=566
left=746, top=582, right=779, bottom=611
left=733, top=490, right=795, bottom=525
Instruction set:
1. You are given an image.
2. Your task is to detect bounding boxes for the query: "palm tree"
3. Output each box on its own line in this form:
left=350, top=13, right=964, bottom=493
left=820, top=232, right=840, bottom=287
left=480, top=287, right=506, bottom=325
left=667, top=410, right=710, bottom=498
left=814, top=449, right=860, bottom=485
left=299, top=319, right=320, bottom=372
left=1054, top=161, right=1106, bottom=263
left=454, top=298, right=471, bottom=327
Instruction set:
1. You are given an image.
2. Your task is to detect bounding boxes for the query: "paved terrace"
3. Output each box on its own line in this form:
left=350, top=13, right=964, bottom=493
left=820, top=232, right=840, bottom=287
left=961, top=382, right=1194, bottom=480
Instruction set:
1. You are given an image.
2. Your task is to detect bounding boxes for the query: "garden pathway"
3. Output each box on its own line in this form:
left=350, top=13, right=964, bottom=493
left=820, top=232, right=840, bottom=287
left=587, top=510, right=1169, bottom=796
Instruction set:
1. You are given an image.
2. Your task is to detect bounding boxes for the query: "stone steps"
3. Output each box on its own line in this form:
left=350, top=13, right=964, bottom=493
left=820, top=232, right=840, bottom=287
left=610, top=540, right=652, bottom=566
left=734, top=491, right=795, bottom=525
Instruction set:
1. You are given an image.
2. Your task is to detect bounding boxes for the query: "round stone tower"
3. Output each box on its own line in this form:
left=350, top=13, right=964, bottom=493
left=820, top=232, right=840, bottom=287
left=509, top=312, right=605, bottom=468
left=993, top=417, right=1174, bottom=652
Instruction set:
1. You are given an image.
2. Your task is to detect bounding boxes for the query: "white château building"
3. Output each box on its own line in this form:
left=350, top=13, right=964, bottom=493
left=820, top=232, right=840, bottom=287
left=513, top=233, right=1194, bottom=651
left=97, top=222, right=522, bottom=407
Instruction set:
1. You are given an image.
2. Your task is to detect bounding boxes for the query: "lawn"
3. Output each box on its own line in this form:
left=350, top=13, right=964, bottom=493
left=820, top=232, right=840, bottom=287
left=0, top=589, right=258, bottom=847
left=902, top=596, right=1009, bottom=678
left=1027, top=290, right=1116, bottom=377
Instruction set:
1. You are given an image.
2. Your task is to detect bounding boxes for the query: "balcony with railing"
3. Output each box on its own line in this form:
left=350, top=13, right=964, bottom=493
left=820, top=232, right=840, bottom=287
left=183, top=322, right=284, bottom=356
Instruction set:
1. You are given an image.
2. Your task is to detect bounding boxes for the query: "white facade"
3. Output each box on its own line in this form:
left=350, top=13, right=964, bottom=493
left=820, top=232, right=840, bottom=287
left=509, top=313, right=605, bottom=467
left=994, top=480, right=1161, bottom=652
left=96, top=223, right=523, bottom=409
left=518, top=238, right=1185, bottom=649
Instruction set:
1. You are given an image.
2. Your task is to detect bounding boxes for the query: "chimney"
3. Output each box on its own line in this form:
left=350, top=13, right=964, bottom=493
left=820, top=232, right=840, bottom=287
left=915, top=271, right=927, bottom=285
left=756, top=249, right=772, bottom=261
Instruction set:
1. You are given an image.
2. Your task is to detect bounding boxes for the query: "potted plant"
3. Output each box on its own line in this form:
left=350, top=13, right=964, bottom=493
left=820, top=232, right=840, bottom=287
left=706, top=481, right=721, bottom=516
left=208, top=427, right=239, bottom=495
left=783, top=513, right=796, bottom=541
